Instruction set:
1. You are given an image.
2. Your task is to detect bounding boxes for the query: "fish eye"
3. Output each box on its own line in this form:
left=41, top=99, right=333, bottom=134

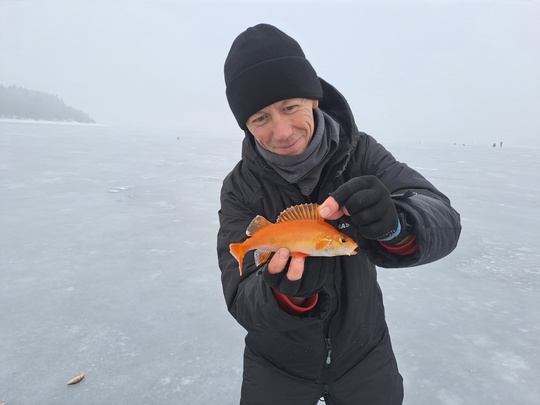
left=339, top=236, right=347, bottom=244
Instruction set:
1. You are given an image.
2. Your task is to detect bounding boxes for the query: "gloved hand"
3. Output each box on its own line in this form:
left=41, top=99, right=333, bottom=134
left=330, top=175, right=399, bottom=240
left=262, top=250, right=328, bottom=298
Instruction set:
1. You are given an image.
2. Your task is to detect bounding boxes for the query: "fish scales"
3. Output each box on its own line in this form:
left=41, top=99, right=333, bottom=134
left=229, top=203, right=358, bottom=275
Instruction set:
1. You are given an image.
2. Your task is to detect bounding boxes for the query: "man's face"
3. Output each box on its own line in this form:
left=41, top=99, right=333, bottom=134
left=246, top=98, right=319, bottom=156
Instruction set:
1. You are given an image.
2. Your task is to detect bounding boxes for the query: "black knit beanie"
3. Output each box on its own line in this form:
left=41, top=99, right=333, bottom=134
left=224, top=24, right=323, bottom=129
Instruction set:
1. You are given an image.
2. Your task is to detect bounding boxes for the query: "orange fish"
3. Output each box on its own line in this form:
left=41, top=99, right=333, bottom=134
left=229, top=203, right=358, bottom=275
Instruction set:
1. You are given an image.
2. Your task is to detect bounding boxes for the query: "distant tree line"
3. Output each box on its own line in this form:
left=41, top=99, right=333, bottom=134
left=0, top=84, right=95, bottom=123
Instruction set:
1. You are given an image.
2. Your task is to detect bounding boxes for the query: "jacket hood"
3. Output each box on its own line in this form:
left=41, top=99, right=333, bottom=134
left=318, top=77, right=359, bottom=139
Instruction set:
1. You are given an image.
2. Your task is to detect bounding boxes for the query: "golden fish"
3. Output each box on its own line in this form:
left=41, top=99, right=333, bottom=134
left=229, top=203, right=357, bottom=275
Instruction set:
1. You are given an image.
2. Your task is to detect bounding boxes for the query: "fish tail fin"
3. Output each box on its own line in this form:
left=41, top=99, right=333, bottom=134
left=229, top=243, right=245, bottom=276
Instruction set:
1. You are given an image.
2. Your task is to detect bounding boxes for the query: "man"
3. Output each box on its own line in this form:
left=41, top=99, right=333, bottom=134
left=217, top=24, right=461, bottom=405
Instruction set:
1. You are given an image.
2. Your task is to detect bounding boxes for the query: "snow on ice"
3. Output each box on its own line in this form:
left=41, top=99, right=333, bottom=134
left=0, top=122, right=538, bottom=404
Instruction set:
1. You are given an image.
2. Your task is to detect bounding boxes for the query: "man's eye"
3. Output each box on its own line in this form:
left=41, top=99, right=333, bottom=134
left=251, top=115, right=266, bottom=124
left=284, top=105, right=297, bottom=112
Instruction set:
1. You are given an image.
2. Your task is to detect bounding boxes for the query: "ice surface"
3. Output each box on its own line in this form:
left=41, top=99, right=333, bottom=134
left=1, top=122, right=539, bottom=404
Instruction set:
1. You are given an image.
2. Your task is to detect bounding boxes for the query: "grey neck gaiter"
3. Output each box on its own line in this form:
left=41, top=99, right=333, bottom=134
left=256, top=108, right=340, bottom=196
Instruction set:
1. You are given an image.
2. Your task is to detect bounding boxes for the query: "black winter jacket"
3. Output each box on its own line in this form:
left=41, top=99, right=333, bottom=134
left=217, top=79, right=461, bottom=405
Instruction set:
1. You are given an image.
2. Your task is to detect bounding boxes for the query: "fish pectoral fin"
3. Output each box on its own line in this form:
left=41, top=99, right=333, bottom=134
left=254, top=250, right=272, bottom=266
left=315, top=238, right=332, bottom=250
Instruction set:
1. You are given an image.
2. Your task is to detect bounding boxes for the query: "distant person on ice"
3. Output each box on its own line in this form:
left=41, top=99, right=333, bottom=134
left=217, top=23, right=461, bottom=404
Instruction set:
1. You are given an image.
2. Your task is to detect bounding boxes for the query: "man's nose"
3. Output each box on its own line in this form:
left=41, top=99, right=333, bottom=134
left=272, top=115, right=292, bottom=141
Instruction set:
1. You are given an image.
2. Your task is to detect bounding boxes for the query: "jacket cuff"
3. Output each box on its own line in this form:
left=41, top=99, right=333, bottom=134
left=272, top=289, right=318, bottom=316
left=380, top=234, right=417, bottom=256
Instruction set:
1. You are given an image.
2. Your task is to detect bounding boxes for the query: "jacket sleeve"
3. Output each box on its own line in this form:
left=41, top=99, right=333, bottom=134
left=217, top=170, right=328, bottom=333
left=351, top=133, right=462, bottom=268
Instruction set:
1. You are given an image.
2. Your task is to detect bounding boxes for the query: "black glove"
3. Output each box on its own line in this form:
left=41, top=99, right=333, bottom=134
left=330, top=175, right=399, bottom=240
left=262, top=257, right=329, bottom=298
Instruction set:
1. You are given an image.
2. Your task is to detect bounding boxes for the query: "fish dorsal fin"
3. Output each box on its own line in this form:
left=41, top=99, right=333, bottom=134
left=277, top=203, right=320, bottom=223
left=246, top=215, right=273, bottom=236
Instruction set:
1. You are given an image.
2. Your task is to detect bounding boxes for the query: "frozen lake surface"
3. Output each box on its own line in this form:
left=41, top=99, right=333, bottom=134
left=1, top=122, right=539, bottom=404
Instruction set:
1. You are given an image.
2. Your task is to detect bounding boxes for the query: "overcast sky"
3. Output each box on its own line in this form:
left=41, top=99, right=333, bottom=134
left=1, top=0, right=539, bottom=145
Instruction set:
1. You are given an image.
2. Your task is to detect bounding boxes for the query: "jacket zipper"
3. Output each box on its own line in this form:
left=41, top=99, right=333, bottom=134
left=319, top=264, right=342, bottom=404
left=325, top=337, right=332, bottom=364
left=320, top=335, right=333, bottom=401
left=320, top=384, right=330, bottom=402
